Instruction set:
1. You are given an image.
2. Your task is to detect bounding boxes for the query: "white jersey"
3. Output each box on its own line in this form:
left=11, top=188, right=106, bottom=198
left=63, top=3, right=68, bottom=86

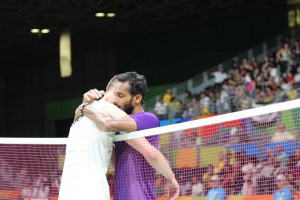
left=59, top=99, right=114, bottom=200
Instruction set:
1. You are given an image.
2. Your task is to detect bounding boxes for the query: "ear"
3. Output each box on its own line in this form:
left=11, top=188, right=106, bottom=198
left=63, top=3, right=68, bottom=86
left=133, top=94, right=142, bottom=104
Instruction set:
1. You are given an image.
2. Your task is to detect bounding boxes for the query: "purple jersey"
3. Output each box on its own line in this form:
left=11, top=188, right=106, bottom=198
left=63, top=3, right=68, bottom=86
left=114, top=112, right=160, bottom=200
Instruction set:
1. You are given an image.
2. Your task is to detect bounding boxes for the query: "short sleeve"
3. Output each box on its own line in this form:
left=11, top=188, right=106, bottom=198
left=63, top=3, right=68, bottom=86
left=130, top=112, right=160, bottom=131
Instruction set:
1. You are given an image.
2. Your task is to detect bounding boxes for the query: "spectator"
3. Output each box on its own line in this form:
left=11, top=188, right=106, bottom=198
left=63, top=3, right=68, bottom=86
left=184, top=90, right=192, bottom=103
left=22, top=181, right=33, bottom=199
left=266, top=76, right=279, bottom=91
left=208, top=66, right=228, bottom=89
left=256, top=158, right=276, bottom=194
left=14, top=168, right=30, bottom=189
left=280, top=76, right=290, bottom=97
left=222, top=164, right=234, bottom=195
left=269, top=65, right=279, bottom=84
left=191, top=176, right=204, bottom=196
left=171, top=123, right=185, bottom=148
left=264, top=148, right=276, bottom=164
left=215, top=92, right=222, bottom=114
left=262, top=55, right=271, bottom=69
left=225, top=151, right=235, bottom=165
left=33, top=174, right=48, bottom=188
left=214, top=152, right=225, bottom=174
left=276, top=145, right=288, bottom=171
left=219, top=88, right=231, bottom=114
left=296, top=150, right=300, bottom=168
left=273, top=175, right=295, bottom=200
left=253, top=68, right=263, bottom=87
left=287, top=154, right=300, bottom=192
left=295, top=41, right=300, bottom=65
left=236, top=92, right=251, bottom=110
left=154, top=98, right=168, bottom=119
left=245, top=72, right=252, bottom=84
left=288, top=84, right=298, bottom=100
left=203, top=165, right=214, bottom=194
left=190, top=97, right=200, bottom=119
left=287, top=71, right=294, bottom=83
left=241, top=58, right=253, bottom=72
left=181, top=90, right=192, bottom=116
left=235, top=84, right=244, bottom=97
left=32, top=177, right=50, bottom=198
left=255, top=87, right=265, bottom=103
left=199, top=93, right=210, bottom=115
left=208, top=91, right=217, bottom=114
left=0, top=155, right=13, bottom=189
left=251, top=56, right=259, bottom=69
left=241, top=169, right=254, bottom=195
left=168, top=97, right=179, bottom=125
left=276, top=43, right=291, bottom=74
left=179, top=175, right=192, bottom=196
left=271, top=124, right=295, bottom=142
left=163, top=88, right=175, bottom=104
left=232, top=60, right=239, bottom=72
left=53, top=174, right=61, bottom=196
left=265, top=86, right=276, bottom=102
left=206, top=175, right=226, bottom=200
left=233, top=152, right=245, bottom=194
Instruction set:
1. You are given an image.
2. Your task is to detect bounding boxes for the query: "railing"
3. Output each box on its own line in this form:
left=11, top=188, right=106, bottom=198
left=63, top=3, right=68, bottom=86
left=144, top=34, right=285, bottom=111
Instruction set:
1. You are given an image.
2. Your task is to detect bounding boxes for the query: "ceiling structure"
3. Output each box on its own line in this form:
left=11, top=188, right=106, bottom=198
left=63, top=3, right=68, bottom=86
left=0, top=0, right=286, bottom=60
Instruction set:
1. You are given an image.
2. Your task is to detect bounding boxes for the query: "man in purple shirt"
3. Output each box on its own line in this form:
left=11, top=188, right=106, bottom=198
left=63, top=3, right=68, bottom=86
left=81, top=72, right=179, bottom=200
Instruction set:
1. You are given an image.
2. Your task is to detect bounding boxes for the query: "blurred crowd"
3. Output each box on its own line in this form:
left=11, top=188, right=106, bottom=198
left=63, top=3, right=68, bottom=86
left=0, top=153, right=62, bottom=199
left=154, top=37, right=300, bottom=124
left=153, top=147, right=300, bottom=198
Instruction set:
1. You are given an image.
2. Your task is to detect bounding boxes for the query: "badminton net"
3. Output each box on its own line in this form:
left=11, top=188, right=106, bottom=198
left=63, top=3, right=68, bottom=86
left=0, top=99, right=299, bottom=200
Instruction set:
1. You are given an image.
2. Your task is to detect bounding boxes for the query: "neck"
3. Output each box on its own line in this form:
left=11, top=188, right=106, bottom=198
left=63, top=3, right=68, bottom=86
left=132, top=104, right=144, bottom=114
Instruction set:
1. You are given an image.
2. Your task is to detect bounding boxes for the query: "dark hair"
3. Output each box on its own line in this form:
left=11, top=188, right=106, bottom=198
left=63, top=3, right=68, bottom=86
left=170, top=96, right=176, bottom=102
left=117, top=72, right=148, bottom=105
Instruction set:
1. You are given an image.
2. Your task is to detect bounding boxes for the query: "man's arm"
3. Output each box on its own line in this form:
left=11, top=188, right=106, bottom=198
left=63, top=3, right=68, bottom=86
left=82, top=104, right=137, bottom=132
left=126, top=137, right=179, bottom=200
left=83, top=104, right=177, bottom=180
left=84, top=104, right=178, bottom=179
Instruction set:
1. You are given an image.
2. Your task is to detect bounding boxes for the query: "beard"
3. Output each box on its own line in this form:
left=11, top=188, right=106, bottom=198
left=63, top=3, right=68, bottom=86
left=124, top=97, right=134, bottom=114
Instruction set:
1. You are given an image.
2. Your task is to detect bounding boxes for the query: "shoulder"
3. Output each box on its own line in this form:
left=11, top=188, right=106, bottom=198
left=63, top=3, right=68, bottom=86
left=130, top=112, right=160, bottom=130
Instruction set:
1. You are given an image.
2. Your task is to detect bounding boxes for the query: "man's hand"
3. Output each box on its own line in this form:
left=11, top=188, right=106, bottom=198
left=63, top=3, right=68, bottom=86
left=83, top=89, right=105, bottom=104
left=82, top=105, right=110, bottom=131
left=169, top=177, right=179, bottom=200
left=73, top=103, right=88, bottom=123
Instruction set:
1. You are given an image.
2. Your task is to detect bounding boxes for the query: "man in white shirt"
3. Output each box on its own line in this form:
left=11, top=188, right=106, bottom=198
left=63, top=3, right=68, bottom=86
left=154, top=98, right=168, bottom=119
left=211, top=66, right=228, bottom=85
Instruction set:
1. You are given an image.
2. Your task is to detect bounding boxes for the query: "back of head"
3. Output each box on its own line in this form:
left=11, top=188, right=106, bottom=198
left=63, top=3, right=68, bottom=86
left=116, top=72, right=148, bottom=105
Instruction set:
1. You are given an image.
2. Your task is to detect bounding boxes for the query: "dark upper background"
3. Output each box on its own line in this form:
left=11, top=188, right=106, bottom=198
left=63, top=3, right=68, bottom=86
left=0, top=0, right=288, bottom=137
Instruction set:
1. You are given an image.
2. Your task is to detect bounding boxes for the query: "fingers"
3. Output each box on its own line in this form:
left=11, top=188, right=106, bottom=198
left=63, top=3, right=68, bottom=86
left=83, top=89, right=105, bottom=104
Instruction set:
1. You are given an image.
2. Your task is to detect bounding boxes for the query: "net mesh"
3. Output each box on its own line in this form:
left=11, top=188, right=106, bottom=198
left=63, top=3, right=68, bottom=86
left=0, top=100, right=300, bottom=200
